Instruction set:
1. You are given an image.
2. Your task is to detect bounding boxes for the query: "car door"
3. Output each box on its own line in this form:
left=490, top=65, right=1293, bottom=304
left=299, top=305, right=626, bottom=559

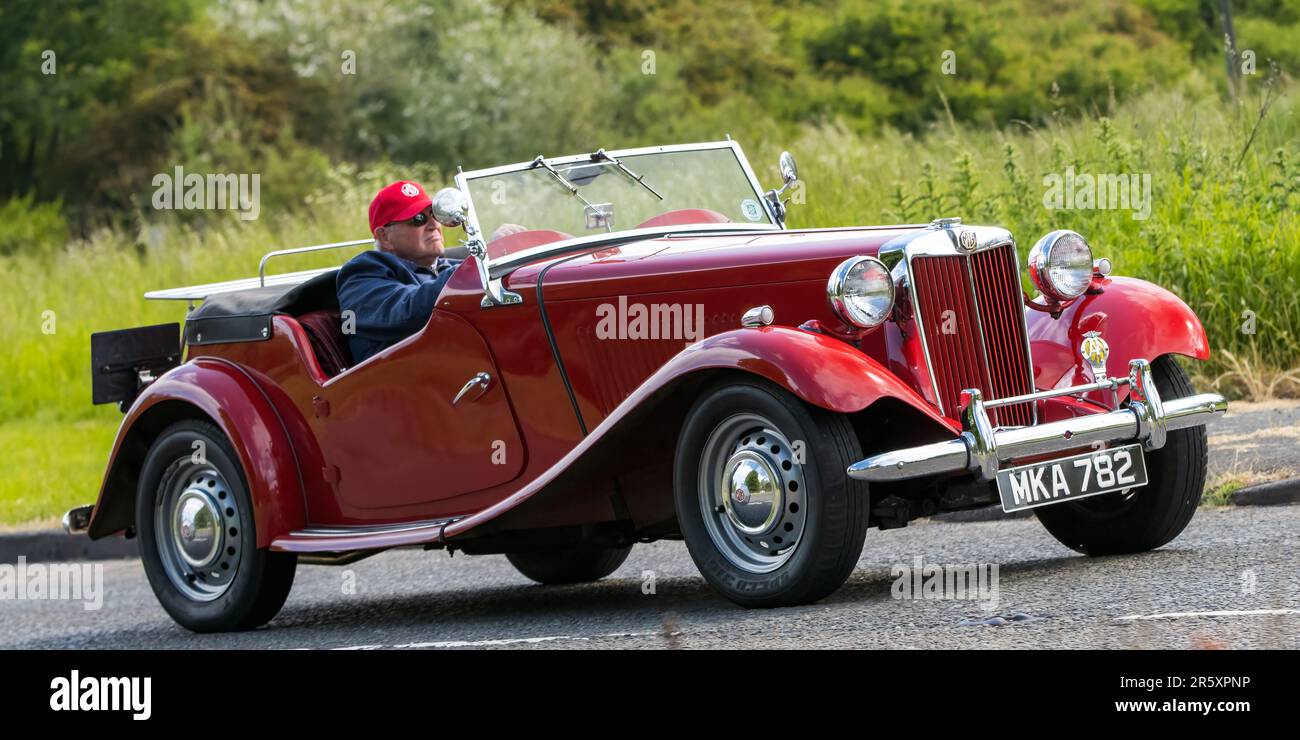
left=311, top=308, right=525, bottom=514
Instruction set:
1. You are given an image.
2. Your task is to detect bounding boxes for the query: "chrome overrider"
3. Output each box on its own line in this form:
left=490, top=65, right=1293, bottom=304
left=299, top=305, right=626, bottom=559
left=847, top=359, right=1227, bottom=483
left=62, top=504, right=94, bottom=534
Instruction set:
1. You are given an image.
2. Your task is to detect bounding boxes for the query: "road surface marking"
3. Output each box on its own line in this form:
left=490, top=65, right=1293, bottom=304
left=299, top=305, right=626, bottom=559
left=1115, top=608, right=1300, bottom=621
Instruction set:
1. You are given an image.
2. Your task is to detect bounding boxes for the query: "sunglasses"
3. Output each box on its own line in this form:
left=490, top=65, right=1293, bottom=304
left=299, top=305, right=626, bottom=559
left=386, top=208, right=433, bottom=228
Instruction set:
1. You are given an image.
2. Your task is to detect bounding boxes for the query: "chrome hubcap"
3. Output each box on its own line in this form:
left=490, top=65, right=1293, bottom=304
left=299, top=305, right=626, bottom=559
left=722, top=451, right=782, bottom=534
left=156, top=463, right=242, bottom=602
left=698, top=413, right=808, bottom=574
left=173, top=490, right=221, bottom=568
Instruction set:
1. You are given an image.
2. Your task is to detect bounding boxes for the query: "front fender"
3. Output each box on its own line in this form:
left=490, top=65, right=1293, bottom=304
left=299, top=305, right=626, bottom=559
left=1027, top=276, right=1210, bottom=393
left=88, top=358, right=306, bottom=547
left=663, top=326, right=958, bottom=430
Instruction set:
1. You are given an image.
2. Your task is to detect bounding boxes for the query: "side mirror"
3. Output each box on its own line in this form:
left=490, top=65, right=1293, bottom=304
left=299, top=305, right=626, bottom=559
left=431, top=184, right=522, bottom=309
left=431, top=187, right=469, bottom=228
left=779, top=151, right=798, bottom=188
left=765, top=150, right=800, bottom=227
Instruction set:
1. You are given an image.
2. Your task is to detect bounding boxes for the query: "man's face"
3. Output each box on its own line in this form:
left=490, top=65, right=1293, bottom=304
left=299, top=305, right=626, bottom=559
left=374, top=207, right=444, bottom=266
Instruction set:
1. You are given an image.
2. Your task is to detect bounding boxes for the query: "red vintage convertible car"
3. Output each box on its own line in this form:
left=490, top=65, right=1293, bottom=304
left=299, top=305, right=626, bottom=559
left=70, top=141, right=1225, bottom=631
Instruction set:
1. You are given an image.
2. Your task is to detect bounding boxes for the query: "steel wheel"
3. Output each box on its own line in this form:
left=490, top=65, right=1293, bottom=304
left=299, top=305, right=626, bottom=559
left=697, top=412, right=808, bottom=574
left=154, top=462, right=244, bottom=602
left=674, top=380, right=870, bottom=608
left=138, top=420, right=296, bottom=632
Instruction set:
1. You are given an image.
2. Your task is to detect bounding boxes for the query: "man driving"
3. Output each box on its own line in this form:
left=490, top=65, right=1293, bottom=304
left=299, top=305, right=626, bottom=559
left=338, top=180, right=529, bottom=364
left=336, top=180, right=462, bottom=364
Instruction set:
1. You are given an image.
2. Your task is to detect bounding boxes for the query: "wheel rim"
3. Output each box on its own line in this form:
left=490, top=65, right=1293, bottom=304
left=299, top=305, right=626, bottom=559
left=155, top=461, right=243, bottom=602
left=697, top=413, right=808, bottom=574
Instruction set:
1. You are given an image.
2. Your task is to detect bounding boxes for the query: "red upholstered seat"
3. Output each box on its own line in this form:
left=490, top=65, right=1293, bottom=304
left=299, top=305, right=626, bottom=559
left=635, top=208, right=732, bottom=229
left=486, top=229, right=573, bottom=259
left=296, top=309, right=352, bottom=378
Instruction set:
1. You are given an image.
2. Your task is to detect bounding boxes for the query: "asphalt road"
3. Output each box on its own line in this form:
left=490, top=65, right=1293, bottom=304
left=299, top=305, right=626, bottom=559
left=1207, top=401, right=1300, bottom=479
left=5, top=504, right=1297, bottom=649
left=4, top=400, right=1295, bottom=649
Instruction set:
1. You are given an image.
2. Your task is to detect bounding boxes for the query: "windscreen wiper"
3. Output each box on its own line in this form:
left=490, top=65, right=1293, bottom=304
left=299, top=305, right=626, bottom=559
left=531, top=155, right=612, bottom=232
left=592, top=148, right=664, bottom=200
left=532, top=155, right=592, bottom=204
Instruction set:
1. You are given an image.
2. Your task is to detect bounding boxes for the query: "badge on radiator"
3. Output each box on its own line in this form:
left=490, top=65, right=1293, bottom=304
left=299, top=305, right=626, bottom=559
left=1081, top=331, right=1110, bottom=380
left=957, top=229, right=978, bottom=252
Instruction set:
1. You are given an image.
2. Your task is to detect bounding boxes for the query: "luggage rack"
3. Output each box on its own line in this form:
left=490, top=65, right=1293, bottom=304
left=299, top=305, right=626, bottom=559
left=143, top=238, right=373, bottom=306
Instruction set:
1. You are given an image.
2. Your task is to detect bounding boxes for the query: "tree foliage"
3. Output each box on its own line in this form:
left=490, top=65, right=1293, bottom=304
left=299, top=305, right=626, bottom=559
left=0, top=0, right=1294, bottom=228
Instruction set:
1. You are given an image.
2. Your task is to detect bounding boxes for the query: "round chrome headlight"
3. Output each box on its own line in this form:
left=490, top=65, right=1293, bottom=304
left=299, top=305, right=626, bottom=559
left=827, top=256, right=895, bottom=328
left=1028, top=230, right=1093, bottom=302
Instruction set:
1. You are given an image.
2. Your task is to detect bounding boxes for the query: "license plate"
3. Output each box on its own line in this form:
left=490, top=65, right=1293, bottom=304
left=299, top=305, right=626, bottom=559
left=996, top=443, right=1148, bottom=513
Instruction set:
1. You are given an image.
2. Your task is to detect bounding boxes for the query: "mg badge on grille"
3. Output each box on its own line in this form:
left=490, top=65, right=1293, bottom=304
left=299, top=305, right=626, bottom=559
left=1081, top=331, right=1110, bottom=380
left=957, top=229, right=978, bottom=252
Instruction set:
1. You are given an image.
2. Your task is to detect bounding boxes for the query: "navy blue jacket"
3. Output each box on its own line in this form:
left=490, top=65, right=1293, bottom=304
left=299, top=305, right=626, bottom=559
left=336, top=249, right=463, bottom=364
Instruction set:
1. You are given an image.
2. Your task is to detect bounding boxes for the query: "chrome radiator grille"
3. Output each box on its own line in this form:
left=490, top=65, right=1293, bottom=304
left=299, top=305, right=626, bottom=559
left=909, top=243, right=1035, bottom=427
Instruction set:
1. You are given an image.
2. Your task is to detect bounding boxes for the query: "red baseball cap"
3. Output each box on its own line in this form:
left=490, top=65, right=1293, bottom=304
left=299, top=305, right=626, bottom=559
left=369, top=180, right=432, bottom=233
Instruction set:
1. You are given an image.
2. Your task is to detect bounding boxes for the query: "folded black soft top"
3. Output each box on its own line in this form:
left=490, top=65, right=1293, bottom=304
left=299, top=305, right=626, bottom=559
left=187, top=269, right=341, bottom=322
left=182, top=245, right=470, bottom=344
left=184, top=270, right=339, bottom=345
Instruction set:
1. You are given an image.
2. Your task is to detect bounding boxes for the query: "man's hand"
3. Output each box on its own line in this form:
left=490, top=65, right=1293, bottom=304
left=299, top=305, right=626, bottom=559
left=488, top=223, right=528, bottom=242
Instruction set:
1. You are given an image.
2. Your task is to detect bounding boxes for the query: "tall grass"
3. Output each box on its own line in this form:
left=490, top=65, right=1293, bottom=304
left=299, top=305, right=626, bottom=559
left=0, top=84, right=1296, bottom=523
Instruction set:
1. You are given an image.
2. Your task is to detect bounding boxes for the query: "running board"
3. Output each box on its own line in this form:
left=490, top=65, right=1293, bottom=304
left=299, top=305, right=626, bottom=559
left=270, top=517, right=463, bottom=553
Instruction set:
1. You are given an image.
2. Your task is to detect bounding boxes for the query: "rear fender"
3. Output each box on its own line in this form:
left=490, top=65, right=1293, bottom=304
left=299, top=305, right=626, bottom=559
left=88, top=358, right=306, bottom=547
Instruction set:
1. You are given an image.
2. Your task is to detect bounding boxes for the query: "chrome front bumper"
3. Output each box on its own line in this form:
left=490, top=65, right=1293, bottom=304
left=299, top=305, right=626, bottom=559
left=848, top=359, right=1227, bottom=483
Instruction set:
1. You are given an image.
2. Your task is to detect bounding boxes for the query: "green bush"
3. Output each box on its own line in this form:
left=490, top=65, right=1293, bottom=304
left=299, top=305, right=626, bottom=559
left=0, top=194, right=69, bottom=255
left=1234, top=16, right=1300, bottom=76
left=214, top=0, right=621, bottom=169
left=800, top=0, right=1194, bottom=131
left=0, top=0, right=202, bottom=207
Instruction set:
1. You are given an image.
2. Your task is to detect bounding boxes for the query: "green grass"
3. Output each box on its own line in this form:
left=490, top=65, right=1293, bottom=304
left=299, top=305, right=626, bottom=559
left=1, top=83, right=1297, bottom=524
left=1202, top=479, right=1246, bottom=508
left=0, top=417, right=121, bottom=527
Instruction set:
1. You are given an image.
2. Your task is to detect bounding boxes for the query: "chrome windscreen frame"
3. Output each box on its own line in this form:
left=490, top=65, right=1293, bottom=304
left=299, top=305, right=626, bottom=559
left=452, top=140, right=784, bottom=305
left=140, top=143, right=783, bottom=309
left=877, top=221, right=1039, bottom=426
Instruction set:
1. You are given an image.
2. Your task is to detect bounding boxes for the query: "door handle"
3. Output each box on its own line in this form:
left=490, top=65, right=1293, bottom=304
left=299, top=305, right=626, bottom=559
left=452, top=372, right=492, bottom=405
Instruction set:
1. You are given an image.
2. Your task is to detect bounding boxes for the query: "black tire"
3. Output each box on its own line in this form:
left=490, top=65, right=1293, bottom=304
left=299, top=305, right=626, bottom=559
left=136, top=419, right=297, bottom=632
left=673, top=378, right=869, bottom=608
left=1034, top=355, right=1207, bottom=555
left=506, top=545, right=632, bottom=585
